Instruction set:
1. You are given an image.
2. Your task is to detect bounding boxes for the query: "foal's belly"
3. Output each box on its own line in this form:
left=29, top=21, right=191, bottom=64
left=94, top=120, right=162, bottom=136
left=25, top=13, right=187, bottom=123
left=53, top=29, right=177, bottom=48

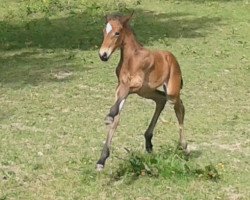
left=146, top=70, right=167, bottom=89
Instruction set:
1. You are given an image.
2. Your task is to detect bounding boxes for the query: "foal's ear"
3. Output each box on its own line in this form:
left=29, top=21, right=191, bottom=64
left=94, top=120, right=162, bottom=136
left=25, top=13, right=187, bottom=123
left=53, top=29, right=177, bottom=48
left=105, top=15, right=111, bottom=23
left=122, top=11, right=134, bottom=25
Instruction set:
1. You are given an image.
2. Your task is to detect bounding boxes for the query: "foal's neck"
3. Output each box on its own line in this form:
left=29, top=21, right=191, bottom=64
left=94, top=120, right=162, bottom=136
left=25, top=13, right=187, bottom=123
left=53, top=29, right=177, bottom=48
left=120, top=27, right=141, bottom=61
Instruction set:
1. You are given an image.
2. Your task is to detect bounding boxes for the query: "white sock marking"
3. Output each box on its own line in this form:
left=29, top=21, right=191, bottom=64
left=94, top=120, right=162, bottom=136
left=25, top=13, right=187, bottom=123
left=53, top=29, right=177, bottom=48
left=106, top=23, right=112, bottom=34
left=119, top=99, right=125, bottom=112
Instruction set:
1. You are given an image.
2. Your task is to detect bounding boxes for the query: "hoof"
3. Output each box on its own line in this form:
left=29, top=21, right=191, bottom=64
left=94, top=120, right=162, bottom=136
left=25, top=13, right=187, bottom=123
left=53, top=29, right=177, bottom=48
left=178, top=141, right=187, bottom=150
left=104, top=115, right=114, bottom=125
left=146, top=148, right=153, bottom=153
left=146, top=145, right=153, bottom=153
left=178, top=142, right=190, bottom=156
left=96, top=164, right=104, bottom=172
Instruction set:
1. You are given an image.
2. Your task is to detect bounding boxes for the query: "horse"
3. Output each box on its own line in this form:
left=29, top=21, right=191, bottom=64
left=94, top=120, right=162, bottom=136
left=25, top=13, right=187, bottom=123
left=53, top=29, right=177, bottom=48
left=97, top=13, right=188, bottom=171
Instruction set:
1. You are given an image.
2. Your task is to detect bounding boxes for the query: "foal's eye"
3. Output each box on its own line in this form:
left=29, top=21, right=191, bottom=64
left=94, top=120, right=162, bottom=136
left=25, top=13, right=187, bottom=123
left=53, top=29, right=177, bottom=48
left=115, top=32, right=120, bottom=36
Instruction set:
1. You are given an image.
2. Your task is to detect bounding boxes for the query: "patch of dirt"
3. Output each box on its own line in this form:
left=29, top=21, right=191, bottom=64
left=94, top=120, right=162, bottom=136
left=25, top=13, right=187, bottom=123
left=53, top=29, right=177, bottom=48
left=10, top=123, right=44, bottom=133
left=200, top=138, right=250, bottom=155
left=224, top=186, right=244, bottom=200
left=52, top=70, right=73, bottom=80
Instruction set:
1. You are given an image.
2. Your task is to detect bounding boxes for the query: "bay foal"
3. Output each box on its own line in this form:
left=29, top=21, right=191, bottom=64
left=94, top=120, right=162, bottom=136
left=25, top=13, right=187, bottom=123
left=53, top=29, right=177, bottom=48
left=97, top=14, right=188, bottom=170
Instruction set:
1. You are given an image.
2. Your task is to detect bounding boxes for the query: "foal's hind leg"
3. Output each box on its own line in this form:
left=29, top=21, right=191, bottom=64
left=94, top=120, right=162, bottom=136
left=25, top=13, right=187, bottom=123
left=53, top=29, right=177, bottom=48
left=140, top=90, right=167, bottom=153
left=173, top=98, right=189, bottom=154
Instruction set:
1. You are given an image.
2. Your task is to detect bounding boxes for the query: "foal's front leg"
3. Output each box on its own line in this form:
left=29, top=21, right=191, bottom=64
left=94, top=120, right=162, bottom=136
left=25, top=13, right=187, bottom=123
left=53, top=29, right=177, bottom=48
left=96, top=84, right=129, bottom=171
left=105, top=84, right=129, bottom=124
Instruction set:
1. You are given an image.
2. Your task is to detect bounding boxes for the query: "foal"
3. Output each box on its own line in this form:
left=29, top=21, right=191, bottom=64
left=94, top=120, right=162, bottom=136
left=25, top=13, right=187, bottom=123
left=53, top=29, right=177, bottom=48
left=97, top=14, right=188, bottom=170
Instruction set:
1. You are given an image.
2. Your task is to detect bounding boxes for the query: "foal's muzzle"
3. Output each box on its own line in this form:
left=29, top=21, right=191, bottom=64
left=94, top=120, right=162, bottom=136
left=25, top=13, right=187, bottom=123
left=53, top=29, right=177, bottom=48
left=99, top=52, right=109, bottom=61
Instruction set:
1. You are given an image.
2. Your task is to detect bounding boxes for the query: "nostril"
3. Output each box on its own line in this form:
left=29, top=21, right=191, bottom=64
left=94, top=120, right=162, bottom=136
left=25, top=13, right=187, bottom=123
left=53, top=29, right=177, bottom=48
left=100, top=52, right=108, bottom=61
left=102, top=52, right=107, bottom=58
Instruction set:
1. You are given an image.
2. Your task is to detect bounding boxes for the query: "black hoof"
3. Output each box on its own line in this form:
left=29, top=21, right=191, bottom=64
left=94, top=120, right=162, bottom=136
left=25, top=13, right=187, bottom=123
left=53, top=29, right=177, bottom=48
left=104, top=115, right=114, bottom=125
left=146, top=144, right=153, bottom=153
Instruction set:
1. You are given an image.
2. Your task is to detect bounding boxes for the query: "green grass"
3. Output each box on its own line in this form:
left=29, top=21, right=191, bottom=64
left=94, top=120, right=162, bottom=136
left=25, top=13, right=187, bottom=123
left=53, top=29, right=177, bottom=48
left=0, top=0, right=249, bottom=199
left=110, top=147, right=220, bottom=183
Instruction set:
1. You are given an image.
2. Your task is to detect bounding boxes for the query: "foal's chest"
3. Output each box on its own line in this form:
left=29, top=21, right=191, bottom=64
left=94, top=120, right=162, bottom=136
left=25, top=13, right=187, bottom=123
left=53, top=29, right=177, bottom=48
left=118, top=68, right=143, bottom=91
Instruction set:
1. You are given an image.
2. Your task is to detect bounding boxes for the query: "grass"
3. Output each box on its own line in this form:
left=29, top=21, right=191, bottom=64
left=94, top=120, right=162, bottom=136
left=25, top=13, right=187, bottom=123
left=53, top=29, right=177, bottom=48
left=110, top=147, right=220, bottom=183
left=0, top=0, right=249, bottom=199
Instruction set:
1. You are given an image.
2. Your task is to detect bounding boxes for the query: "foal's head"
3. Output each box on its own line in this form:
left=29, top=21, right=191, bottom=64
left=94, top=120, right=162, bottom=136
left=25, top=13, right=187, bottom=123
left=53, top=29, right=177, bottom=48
left=99, top=14, right=133, bottom=61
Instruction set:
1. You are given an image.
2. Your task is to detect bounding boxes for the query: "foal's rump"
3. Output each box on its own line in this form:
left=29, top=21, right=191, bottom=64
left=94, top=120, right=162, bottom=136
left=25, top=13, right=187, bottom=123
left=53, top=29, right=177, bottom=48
left=143, top=50, right=182, bottom=93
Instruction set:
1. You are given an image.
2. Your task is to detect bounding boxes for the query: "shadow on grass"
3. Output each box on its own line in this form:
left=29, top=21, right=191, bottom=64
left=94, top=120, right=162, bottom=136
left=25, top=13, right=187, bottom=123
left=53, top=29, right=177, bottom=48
left=0, top=8, right=222, bottom=86
left=0, top=50, right=92, bottom=87
left=0, top=9, right=222, bottom=51
left=189, top=149, right=203, bottom=159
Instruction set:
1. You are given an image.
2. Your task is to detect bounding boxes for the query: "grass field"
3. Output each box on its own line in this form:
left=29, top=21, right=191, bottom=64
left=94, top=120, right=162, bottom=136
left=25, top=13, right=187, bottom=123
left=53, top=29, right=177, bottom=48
left=0, top=0, right=249, bottom=199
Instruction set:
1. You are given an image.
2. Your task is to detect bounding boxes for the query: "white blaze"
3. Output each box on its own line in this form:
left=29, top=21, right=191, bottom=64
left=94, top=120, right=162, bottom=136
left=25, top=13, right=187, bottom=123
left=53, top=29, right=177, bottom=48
left=106, top=23, right=112, bottom=34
